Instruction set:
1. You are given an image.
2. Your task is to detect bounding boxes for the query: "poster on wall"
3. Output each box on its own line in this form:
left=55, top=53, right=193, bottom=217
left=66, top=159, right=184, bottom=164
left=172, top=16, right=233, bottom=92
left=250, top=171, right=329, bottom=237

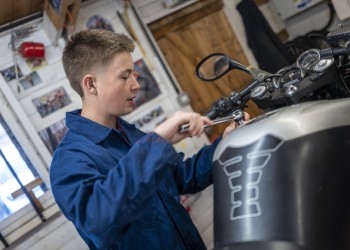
left=1, top=64, right=44, bottom=93
left=86, top=14, right=115, bottom=32
left=294, top=0, right=313, bottom=9
left=73, top=0, right=124, bottom=33
left=32, top=86, right=72, bottom=118
left=133, top=106, right=166, bottom=133
left=38, top=118, right=68, bottom=154
left=134, top=59, right=161, bottom=109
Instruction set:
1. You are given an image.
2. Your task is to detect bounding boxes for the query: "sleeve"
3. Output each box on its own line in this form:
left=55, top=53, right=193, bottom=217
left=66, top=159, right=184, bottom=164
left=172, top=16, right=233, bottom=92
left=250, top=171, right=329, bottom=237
left=50, top=132, right=182, bottom=247
left=172, top=137, right=222, bottom=195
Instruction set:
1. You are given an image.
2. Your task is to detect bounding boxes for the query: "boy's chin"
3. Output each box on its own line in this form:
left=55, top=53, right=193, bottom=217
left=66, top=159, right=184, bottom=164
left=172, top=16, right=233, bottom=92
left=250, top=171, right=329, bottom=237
left=119, top=108, right=134, bottom=116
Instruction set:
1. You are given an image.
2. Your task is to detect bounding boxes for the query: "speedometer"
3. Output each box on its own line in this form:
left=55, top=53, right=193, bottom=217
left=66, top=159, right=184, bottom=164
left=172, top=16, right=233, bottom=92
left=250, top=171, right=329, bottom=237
left=280, top=67, right=301, bottom=85
left=296, top=49, right=321, bottom=69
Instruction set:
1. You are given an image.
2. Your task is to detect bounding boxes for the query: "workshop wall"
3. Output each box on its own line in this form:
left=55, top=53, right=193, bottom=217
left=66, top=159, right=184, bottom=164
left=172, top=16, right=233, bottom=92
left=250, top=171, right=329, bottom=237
left=0, top=0, right=210, bottom=249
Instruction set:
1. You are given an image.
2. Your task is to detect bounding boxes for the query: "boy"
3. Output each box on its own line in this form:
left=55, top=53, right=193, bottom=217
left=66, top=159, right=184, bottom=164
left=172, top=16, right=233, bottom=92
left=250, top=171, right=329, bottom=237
left=50, top=29, right=245, bottom=249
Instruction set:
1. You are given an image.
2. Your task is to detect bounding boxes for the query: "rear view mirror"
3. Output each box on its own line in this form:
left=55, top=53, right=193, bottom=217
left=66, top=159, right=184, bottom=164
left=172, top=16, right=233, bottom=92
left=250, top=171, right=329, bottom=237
left=196, top=53, right=230, bottom=81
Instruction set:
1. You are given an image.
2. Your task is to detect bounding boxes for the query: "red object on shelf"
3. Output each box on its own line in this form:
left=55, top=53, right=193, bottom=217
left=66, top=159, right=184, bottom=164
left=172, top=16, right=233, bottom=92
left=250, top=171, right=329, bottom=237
left=19, top=42, right=45, bottom=58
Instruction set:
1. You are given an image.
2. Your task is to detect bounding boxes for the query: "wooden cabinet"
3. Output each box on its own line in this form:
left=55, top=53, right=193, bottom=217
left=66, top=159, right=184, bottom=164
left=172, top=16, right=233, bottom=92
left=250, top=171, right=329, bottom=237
left=148, top=0, right=263, bottom=139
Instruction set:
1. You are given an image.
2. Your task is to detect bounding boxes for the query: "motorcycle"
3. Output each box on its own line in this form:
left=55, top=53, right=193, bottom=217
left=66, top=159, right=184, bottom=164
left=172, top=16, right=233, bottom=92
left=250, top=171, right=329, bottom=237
left=193, top=25, right=350, bottom=249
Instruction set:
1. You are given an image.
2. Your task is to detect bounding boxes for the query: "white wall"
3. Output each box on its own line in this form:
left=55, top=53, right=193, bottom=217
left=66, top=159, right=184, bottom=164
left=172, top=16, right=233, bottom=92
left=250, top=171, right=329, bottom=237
left=0, top=0, right=209, bottom=249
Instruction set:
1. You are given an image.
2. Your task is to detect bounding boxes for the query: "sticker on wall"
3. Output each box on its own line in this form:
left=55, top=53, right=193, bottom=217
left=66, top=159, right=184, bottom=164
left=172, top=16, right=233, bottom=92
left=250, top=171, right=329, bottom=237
left=134, top=59, right=161, bottom=109
left=39, top=118, right=68, bottom=154
left=294, top=0, right=313, bottom=9
left=32, top=86, right=72, bottom=118
left=133, top=106, right=166, bottom=132
left=86, top=15, right=114, bottom=32
left=48, top=0, right=62, bottom=14
left=25, top=57, right=48, bottom=71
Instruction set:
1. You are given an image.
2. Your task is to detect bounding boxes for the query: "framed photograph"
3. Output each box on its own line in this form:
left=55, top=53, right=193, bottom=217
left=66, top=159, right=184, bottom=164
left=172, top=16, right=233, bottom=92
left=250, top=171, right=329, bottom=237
left=0, top=65, right=23, bottom=83
left=19, top=71, right=42, bottom=90
left=32, top=86, right=72, bottom=118
left=38, top=118, right=68, bottom=154
left=134, top=59, right=161, bottom=109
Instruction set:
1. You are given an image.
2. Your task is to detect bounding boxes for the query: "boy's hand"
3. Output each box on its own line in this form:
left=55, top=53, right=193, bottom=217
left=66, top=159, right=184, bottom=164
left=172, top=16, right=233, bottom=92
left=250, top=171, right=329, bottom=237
left=223, top=112, right=250, bottom=137
left=153, top=111, right=213, bottom=144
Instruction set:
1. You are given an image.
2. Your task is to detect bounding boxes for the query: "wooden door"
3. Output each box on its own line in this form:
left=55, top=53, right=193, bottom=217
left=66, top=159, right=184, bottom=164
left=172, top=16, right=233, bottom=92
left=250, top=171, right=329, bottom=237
left=148, top=0, right=263, bottom=140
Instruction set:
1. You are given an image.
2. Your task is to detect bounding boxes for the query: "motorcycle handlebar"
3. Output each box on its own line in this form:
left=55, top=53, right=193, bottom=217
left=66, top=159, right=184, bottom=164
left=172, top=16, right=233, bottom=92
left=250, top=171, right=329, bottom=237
left=205, top=79, right=260, bottom=120
left=320, top=47, right=350, bottom=58
left=240, top=79, right=261, bottom=97
left=204, top=46, right=350, bottom=120
left=205, top=109, right=219, bottom=120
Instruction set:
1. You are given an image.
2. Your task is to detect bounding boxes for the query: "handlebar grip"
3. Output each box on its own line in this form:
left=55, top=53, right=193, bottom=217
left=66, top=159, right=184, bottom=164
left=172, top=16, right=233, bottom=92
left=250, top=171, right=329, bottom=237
left=332, top=47, right=350, bottom=56
left=205, top=109, right=218, bottom=120
left=319, top=48, right=333, bottom=58
left=204, top=79, right=260, bottom=120
left=320, top=47, right=350, bottom=58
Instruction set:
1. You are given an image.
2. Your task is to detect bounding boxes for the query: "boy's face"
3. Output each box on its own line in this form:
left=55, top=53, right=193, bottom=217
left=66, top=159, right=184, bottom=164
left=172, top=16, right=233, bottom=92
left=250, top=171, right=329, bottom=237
left=95, top=52, right=140, bottom=117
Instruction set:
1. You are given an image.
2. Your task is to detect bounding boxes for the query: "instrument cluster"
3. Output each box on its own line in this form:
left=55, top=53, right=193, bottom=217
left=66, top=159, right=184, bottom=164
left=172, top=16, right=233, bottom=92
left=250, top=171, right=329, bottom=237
left=275, top=49, right=322, bottom=87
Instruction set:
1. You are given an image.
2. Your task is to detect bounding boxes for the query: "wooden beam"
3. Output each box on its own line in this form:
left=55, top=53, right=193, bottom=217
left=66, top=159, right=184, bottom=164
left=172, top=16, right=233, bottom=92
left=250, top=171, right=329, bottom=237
left=11, top=177, right=43, bottom=198
left=11, top=177, right=44, bottom=211
left=256, top=0, right=269, bottom=5
left=149, top=0, right=223, bottom=40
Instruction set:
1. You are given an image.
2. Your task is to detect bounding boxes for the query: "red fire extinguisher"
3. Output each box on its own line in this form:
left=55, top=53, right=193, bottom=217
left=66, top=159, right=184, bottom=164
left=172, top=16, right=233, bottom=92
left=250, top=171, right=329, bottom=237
left=19, top=42, right=45, bottom=58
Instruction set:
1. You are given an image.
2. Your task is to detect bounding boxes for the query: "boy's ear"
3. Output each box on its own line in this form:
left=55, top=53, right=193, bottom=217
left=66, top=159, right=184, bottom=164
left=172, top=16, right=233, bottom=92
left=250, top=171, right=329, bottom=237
left=83, top=75, right=97, bottom=95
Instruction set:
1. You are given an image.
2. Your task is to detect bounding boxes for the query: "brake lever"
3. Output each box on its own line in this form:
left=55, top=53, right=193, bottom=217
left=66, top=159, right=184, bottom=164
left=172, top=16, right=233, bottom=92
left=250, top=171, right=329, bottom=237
left=178, top=110, right=244, bottom=133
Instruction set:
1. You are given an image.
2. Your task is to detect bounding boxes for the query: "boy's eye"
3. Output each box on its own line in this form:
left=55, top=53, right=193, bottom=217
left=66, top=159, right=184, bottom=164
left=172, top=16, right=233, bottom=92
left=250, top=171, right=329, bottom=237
left=121, top=76, right=130, bottom=80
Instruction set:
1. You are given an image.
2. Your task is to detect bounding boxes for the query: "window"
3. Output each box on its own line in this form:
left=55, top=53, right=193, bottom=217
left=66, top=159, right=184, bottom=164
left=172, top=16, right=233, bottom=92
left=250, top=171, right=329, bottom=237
left=0, top=114, right=47, bottom=223
left=0, top=97, right=59, bottom=249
